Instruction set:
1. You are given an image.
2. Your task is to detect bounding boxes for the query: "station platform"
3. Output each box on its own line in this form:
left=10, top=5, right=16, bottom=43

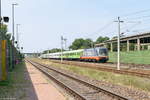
left=25, top=62, right=66, bottom=100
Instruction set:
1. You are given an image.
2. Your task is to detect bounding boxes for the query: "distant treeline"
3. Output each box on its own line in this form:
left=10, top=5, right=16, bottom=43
left=43, top=36, right=110, bottom=54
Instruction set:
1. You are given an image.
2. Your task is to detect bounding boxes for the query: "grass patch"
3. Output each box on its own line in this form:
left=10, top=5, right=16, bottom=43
left=109, top=50, right=150, bottom=64
left=0, top=62, right=30, bottom=99
left=37, top=59, right=150, bottom=92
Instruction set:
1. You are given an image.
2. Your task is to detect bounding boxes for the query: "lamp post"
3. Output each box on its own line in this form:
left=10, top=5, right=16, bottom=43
left=0, top=0, right=2, bottom=40
left=0, top=0, right=1, bottom=23
left=12, top=3, right=18, bottom=68
left=12, top=3, right=18, bottom=45
left=0, top=0, right=9, bottom=39
left=61, top=36, right=63, bottom=63
left=16, top=24, right=20, bottom=50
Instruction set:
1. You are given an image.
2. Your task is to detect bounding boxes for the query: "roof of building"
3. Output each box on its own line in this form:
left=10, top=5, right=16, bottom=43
left=95, top=32, right=150, bottom=46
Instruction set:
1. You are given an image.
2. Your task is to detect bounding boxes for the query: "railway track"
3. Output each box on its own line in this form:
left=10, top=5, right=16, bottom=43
left=26, top=59, right=131, bottom=100
left=49, top=60, right=150, bottom=78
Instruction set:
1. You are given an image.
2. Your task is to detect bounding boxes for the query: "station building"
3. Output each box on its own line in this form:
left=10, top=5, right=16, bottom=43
left=95, top=32, right=150, bottom=52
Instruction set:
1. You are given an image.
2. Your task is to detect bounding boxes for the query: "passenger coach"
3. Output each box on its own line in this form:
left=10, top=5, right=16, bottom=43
left=40, top=47, right=109, bottom=63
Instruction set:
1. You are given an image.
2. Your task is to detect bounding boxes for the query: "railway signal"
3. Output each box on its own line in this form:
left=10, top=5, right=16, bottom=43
left=3, top=17, right=9, bottom=23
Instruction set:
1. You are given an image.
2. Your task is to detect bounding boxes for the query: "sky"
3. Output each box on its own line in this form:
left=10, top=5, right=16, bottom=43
left=2, top=0, right=150, bottom=53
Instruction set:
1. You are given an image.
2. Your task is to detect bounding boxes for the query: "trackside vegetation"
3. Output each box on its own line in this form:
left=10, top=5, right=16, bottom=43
left=109, top=50, right=150, bottom=64
left=0, top=62, right=30, bottom=100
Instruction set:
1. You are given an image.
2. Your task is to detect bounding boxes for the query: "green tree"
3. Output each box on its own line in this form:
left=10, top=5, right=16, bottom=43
left=69, top=38, right=93, bottom=50
left=43, top=48, right=61, bottom=54
left=49, top=48, right=61, bottom=53
left=69, top=38, right=84, bottom=50
left=82, top=39, right=93, bottom=48
left=95, top=36, right=109, bottom=43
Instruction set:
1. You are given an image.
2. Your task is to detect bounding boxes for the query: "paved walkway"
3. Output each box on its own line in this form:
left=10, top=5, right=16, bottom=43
left=25, top=62, right=66, bottom=100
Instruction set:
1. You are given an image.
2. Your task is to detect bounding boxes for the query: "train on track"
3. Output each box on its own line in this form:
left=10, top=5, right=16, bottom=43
left=40, top=47, right=109, bottom=63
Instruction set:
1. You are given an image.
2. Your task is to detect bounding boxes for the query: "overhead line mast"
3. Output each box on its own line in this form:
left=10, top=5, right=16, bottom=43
left=61, top=36, right=63, bottom=63
left=114, top=17, right=124, bottom=70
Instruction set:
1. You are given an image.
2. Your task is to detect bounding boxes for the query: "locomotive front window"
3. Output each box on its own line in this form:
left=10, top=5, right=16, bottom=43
left=99, top=49, right=108, bottom=56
